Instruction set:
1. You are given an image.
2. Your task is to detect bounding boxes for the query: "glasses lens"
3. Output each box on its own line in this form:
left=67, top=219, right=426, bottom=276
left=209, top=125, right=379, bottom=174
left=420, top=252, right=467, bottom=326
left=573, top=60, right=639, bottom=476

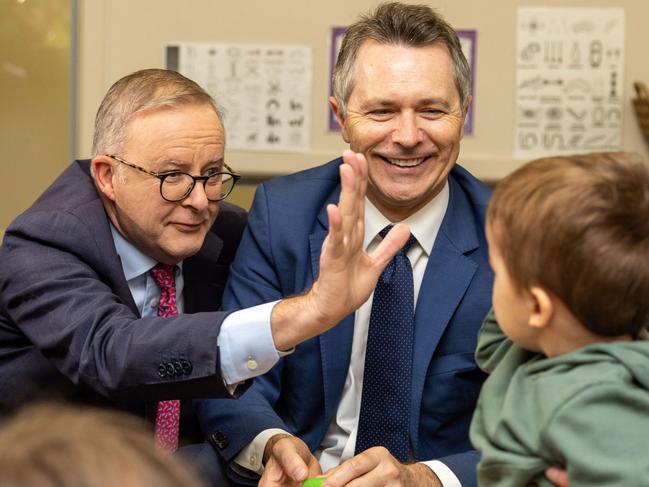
left=161, top=173, right=195, bottom=201
left=205, top=173, right=235, bottom=201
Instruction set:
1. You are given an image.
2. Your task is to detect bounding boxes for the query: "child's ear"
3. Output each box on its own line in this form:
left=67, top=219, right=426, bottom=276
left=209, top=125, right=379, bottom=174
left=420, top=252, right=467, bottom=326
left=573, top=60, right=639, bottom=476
left=528, top=286, right=553, bottom=329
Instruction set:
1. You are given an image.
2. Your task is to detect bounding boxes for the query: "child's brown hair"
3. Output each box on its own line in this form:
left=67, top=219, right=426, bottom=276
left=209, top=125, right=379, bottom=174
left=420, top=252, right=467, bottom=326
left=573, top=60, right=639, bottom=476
left=488, top=152, right=649, bottom=337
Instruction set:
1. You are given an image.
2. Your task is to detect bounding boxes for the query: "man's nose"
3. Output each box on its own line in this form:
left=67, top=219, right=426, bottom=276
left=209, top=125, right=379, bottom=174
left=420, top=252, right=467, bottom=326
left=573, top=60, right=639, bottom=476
left=182, top=180, right=211, bottom=210
left=391, top=113, right=423, bottom=147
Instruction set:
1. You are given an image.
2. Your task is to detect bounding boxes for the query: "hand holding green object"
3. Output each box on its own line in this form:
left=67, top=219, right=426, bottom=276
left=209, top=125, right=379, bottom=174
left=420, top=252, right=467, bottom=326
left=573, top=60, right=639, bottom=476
left=301, top=477, right=326, bottom=487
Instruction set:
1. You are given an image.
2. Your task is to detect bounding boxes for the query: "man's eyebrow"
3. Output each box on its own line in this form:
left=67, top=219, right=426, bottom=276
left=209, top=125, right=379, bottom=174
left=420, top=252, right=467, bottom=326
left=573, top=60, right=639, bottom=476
left=359, top=99, right=399, bottom=110
left=204, top=158, right=225, bottom=169
left=156, top=158, right=224, bottom=171
left=418, top=97, right=451, bottom=109
left=359, top=97, right=452, bottom=110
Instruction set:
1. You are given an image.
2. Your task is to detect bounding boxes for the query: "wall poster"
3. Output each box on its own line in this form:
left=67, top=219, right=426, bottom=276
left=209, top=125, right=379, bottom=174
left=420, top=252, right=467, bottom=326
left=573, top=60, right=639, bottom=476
left=167, top=42, right=312, bottom=152
left=515, top=7, right=625, bottom=157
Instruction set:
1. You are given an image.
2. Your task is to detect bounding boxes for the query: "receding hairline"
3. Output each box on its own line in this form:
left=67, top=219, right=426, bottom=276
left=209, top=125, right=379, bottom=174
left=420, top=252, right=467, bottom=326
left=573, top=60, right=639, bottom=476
left=92, top=68, right=224, bottom=157
left=126, top=98, right=224, bottom=129
left=351, top=39, right=461, bottom=104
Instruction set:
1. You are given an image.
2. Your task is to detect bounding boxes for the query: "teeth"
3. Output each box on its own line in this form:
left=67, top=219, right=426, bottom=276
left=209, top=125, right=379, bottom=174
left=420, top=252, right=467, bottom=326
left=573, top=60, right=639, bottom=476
left=386, top=157, right=425, bottom=167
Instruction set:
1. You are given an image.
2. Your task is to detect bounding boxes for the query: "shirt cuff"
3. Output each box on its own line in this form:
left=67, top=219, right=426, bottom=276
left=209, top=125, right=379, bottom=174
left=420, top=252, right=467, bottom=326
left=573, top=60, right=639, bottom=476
left=218, top=301, right=283, bottom=385
left=420, top=460, right=462, bottom=487
left=233, top=428, right=292, bottom=474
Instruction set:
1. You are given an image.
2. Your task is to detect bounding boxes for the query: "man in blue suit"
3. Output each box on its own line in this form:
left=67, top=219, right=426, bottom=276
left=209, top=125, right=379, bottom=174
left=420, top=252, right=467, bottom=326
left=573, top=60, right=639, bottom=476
left=197, top=4, right=492, bottom=487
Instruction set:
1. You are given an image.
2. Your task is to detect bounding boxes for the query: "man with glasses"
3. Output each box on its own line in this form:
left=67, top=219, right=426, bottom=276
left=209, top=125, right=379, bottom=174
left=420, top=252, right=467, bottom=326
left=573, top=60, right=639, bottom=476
left=106, top=155, right=240, bottom=205
left=0, top=69, right=407, bottom=477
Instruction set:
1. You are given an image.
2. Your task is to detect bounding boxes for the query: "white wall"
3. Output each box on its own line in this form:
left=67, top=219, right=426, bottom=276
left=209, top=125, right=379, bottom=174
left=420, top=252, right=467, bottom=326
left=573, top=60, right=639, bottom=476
left=76, top=0, right=649, bottom=181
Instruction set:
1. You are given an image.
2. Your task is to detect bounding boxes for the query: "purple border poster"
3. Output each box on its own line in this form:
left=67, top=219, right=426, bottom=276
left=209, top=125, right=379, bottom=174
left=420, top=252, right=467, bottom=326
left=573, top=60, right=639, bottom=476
left=328, top=27, right=477, bottom=135
left=328, top=27, right=348, bottom=132
left=456, top=30, right=477, bottom=135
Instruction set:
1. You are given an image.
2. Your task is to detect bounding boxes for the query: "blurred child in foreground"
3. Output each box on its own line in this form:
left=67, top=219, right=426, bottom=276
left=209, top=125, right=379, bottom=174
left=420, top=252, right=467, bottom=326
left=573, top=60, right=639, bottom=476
left=0, top=402, right=201, bottom=486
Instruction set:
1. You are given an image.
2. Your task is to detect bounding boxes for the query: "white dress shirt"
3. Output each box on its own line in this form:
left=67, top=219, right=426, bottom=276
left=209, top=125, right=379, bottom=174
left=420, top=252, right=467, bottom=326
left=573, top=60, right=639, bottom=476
left=110, top=224, right=282, bottom=388
left=236, top=184, right=462, bottom=487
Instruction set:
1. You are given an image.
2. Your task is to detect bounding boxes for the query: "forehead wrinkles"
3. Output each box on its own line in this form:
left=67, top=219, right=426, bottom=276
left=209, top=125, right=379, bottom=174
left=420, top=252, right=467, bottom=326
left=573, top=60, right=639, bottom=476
left=125, top=102, right=223, bottom=138
left=126, top=118, right=224, bottom=156
left=156, top=130, right=224, bottom=150
left=349, top=45, right=459, bottom=108
left=131, top=134, right=224, bottom=168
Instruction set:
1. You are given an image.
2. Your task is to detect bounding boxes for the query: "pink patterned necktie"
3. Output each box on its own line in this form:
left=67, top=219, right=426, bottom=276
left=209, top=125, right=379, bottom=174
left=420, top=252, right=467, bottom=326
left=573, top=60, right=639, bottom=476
left=150, top=263, right=181, bottom=453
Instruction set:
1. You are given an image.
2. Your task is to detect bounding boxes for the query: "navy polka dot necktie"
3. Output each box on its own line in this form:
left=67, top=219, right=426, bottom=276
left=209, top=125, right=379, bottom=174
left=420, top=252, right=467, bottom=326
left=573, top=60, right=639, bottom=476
left=355, top=225, right=417, bottom=462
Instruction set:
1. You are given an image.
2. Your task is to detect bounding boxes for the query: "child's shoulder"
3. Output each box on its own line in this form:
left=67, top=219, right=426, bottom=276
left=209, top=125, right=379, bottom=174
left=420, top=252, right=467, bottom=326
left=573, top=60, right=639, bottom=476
left=526, top=340, right=649, bottom=417
left=533, top=342, right=649, bottom=481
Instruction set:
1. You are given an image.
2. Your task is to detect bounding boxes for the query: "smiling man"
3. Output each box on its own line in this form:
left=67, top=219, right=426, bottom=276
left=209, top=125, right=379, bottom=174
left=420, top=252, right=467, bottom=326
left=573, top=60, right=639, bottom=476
left=0, top=68, right=407, bottom=480
left=197, top=3, right=493, bottom=487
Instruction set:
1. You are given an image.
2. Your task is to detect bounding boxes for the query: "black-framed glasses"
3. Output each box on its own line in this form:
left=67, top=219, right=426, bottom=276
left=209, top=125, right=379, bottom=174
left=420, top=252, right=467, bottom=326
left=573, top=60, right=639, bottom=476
left=107, top=155, right=240, bottom=202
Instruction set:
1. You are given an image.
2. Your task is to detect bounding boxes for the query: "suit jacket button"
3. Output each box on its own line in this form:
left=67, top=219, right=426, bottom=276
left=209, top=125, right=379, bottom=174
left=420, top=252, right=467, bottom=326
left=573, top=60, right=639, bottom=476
left=165, top=363, right=176, bottom=377
left=172, top=360, right=183, bottom=374
left=211, top=431, right=229, bottom=449
left=180, top=359, right=192, bottom=375
left=157, top=364, right=168, bottom=378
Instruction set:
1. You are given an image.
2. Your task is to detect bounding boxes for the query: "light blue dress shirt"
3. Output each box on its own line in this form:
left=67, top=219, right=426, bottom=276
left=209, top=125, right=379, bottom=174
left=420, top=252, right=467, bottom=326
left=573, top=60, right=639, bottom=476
left=110, top=224, right=281, bottom=386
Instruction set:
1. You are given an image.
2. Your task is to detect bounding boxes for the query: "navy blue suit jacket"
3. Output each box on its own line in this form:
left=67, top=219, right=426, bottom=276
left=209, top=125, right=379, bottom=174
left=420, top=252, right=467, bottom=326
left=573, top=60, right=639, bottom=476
left=0, top=160, right=247, bottom=444
left=197, top=158, right=493, bottom=485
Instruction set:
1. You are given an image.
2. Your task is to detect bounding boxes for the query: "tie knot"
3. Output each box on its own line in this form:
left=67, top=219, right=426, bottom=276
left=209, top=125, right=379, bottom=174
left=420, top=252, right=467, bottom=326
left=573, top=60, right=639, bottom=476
left=378, top=225, right=417, bottom=255
left=150, top=263, right=176, bottom=289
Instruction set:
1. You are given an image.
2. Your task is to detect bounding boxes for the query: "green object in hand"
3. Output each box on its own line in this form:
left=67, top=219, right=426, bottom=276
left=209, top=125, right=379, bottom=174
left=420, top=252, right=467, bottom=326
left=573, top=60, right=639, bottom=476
left=302, top=478, right=326, bottom=487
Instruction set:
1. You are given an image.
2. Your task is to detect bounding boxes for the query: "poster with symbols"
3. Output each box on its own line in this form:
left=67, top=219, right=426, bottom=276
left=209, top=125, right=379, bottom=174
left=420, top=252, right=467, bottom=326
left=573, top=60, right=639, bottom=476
left=515, top=7, right=625, bottom=158
left=166, top=43, right=311, bottom=152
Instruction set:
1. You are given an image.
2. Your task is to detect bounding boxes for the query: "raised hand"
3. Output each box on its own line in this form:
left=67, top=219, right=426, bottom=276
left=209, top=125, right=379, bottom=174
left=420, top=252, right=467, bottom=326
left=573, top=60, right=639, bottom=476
left=270, top=150, right=410, bottom=350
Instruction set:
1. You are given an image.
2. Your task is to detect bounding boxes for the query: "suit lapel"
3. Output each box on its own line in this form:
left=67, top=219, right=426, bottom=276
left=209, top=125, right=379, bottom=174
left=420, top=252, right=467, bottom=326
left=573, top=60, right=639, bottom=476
left=409, top=176, right=481, bottom=452
left=93, top=215, right=138, bottom=315
left=310, top=187, right=355, bottom=423
left=71, top=162, right=139, bottom=315
left=183, top=231, right=224, bottom=313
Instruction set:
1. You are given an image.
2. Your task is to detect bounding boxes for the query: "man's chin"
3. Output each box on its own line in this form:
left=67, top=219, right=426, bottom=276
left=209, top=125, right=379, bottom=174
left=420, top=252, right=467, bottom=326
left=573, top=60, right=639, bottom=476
left=162, top=241, right=204, bottom=263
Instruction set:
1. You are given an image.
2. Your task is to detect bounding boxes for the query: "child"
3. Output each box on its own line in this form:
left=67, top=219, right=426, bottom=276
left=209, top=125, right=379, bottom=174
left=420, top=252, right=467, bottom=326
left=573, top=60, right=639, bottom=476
left=470, top=152, right=649, bottom=486
left=0, top=402, right=202, bottom=487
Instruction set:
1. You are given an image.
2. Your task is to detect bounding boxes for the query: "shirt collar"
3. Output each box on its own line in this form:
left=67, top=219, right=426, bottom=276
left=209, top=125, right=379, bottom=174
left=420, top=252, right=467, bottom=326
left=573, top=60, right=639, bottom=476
left=109, top=224, right=182, bottom=280
left=364, top=181, right=450, bottom=257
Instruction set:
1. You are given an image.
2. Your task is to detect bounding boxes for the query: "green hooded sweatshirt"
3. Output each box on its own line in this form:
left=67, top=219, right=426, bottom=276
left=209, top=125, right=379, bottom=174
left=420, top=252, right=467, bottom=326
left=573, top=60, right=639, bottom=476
left=470, top=311, right=649, bottom=486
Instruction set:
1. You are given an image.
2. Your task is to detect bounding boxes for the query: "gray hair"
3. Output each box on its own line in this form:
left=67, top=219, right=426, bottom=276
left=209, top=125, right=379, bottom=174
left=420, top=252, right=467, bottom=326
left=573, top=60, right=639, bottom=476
left=92, top=68, right=224, bottom=156
left=332, top=2, right=471, bottom=117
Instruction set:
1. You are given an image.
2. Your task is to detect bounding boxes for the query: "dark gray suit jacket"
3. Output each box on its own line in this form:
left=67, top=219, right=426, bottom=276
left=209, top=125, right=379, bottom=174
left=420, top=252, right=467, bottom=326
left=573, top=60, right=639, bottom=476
left=0, top=160, right=247, bottom=444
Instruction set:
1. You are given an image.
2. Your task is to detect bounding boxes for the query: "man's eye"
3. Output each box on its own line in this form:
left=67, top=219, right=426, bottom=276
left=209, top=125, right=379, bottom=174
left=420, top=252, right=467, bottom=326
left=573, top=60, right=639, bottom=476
left=206, top=175, right=222, bottom=186
left=422, top=108, right=443, bottom=116
left=369, top=109, right=393, bottom=119
left=164, top=172, right=184, bottom=183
